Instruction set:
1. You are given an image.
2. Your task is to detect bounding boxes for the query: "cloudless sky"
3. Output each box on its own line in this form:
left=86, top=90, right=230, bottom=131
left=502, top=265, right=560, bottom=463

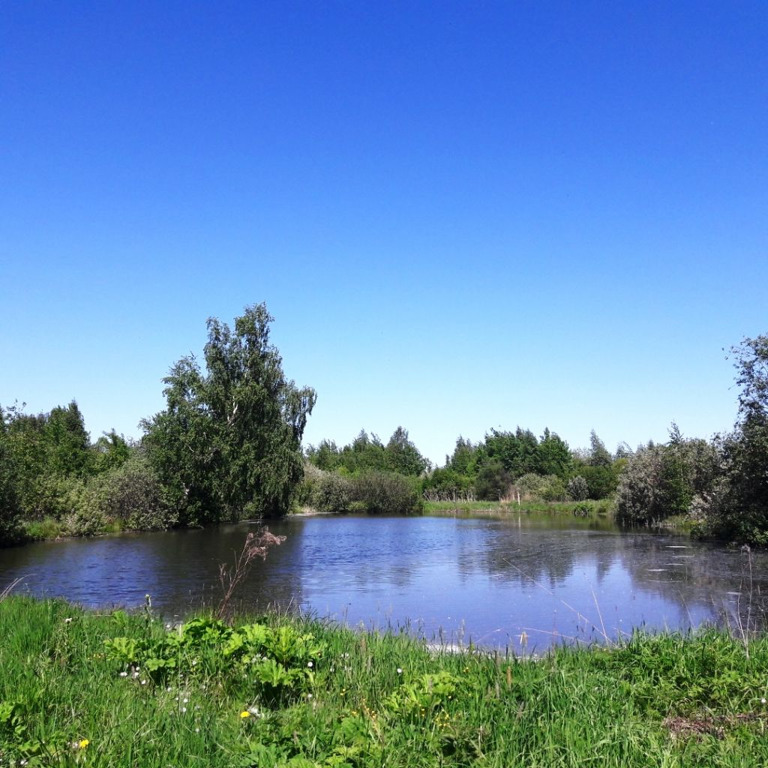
left=2, top=1, right=766, bottom=464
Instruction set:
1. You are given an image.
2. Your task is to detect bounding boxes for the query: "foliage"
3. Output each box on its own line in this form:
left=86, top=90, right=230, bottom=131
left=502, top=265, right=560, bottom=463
left=142, top=304, right=316, bottom=524
left=92, top=430, right=131, bottom=474
left=307, top=427, right=429, bottom=477
left=4, top=596, right=768, bottom=767
left=615, top=426, right=719, bottom=526
left=310, top=470, right=355, bottom=514
left=384, top=427, right=430, bottom=476
left=0, top=422, right=22, bottom=546
left=474, top=458, right=512, bottom=500
left=483, top=427, right=540, bottom=479
left=536, top=428, right=574, bottom=477
left=421, top=467, right=475, bottom=502
left=511, top=473, right=567, bottom=502
left=83, top=451, right=173, bottom=531
left=350, top=470, right=423, bottom=515
left=1, top=401, right=94, bottom=520
left=694, top=336, right=768, bottom=543
left=567, top=475, right=589, bottom=501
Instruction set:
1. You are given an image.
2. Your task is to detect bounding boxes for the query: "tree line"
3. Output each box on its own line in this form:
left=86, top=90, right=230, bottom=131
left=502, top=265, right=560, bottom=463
left=615, top=336, right=768, bottom=543
left=1, top=304, right=767, bottom=546
left=0, top=304, right=316, bottom=545
left=301, top=426, right=625, bottom=516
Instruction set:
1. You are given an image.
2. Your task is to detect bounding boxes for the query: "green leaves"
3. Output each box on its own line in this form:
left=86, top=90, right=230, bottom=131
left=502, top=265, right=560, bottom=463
left=143, top=304, right=316, bottom=523
left=105, top=616, right=324, bottom=698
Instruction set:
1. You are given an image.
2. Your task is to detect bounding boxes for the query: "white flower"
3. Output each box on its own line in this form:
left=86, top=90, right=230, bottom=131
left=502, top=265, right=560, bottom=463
left=119, top=671, right=128, bottom=678
left=307, top=661, right=313, bottom=668
left=397, top=668, right=403, bottom=675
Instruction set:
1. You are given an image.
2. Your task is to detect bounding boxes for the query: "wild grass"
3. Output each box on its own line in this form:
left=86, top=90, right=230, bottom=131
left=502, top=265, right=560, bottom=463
left=2, top=596, right=768, bottom=766
left=424, top=499, right=614, bottom=519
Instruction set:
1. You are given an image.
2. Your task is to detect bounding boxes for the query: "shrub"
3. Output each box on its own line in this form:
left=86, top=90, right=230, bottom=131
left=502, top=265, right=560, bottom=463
left=421, top=467, right=474, bottom=502
left=83, top=453, right=174, bottom=531
left=474, top=460, right=512, bottom=501
left=312, top=470, right=354, bottom=514
left=350, top=471, right=422, bottom=515
left=567, top=476, right=589, bottom=501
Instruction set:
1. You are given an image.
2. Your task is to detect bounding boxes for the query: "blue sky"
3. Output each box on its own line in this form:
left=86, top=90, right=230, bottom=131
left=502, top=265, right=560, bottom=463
left=2, top=1, right=766, bottom=464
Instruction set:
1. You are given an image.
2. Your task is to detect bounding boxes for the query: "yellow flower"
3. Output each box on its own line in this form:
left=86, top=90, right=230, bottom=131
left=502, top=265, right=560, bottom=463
left=78, top=739, right=90, bottom=749
left=240, top=711, right=251, bottom=718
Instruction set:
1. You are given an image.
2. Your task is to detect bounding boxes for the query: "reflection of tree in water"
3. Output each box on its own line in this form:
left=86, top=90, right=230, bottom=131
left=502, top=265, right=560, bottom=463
left=138, top=523, right=305, bottom=617
left=614, top=534, right=768, bottom=632
left=457, top=517, right=620, bottom=590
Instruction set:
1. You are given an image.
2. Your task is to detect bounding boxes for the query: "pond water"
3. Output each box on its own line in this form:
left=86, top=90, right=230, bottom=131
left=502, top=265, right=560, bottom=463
left=1, top=514, right=765, bottom=653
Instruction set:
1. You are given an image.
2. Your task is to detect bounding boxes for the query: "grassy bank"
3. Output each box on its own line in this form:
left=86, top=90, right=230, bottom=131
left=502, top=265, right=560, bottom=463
left=424, top=498, right=614, bottom=519
left=2, top=596, right=768, bottom=766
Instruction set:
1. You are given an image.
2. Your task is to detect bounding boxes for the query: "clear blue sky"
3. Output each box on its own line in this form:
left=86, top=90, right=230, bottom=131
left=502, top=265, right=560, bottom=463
left=2, top=1, right=766, bottom=464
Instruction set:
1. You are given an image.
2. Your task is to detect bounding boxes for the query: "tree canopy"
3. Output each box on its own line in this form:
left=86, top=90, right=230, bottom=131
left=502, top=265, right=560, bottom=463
left=142, top=304, right=316, bottom=523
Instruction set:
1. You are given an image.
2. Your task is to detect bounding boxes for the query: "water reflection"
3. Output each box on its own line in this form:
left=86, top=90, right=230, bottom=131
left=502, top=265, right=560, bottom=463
left=1, top=515, right=766, bottom=651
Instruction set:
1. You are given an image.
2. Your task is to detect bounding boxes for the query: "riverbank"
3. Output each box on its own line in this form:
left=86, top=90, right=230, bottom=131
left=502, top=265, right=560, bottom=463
left=423, top=498, right=614, bottom=518
left=1, top=596, right=767, bottom=767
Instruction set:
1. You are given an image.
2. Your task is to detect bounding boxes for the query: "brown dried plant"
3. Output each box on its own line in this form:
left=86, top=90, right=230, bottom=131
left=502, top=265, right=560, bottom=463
left=216, top=529, right=285, bottom=621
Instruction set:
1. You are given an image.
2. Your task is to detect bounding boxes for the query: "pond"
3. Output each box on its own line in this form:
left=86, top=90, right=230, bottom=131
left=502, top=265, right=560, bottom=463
left=1, top=514, right=764, bottom=653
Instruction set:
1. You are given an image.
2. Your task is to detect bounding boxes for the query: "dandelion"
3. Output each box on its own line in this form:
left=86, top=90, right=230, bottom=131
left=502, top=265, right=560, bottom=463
left=307, top=661, right=313, bottom=668
left=78, top=739, right=89, bottom=750
left=64, top=617, right=73, bottom=624
left=397, top=668, right=403, bottom=675
left=195, top=727, right=200, bottom=733
left=240, top=711, right=251, bottom=718
left=181, top=707, right=187, bottom=713
left=762, top=698, right=767, bottom=704
left=140, top=680, right=147, bottom=686
left=247, top=706, right=260, bottom=716
left=119, top=671, right=128, bottom=678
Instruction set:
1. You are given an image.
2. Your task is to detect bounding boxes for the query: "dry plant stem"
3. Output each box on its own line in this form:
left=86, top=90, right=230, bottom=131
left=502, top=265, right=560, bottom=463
left=0, top=577, right=23, bottom=602
left=505, top=560, right=612, bottom=644
left=216, top=529, right=285, bottom=620
left=735, top=545, right=755, bottom=658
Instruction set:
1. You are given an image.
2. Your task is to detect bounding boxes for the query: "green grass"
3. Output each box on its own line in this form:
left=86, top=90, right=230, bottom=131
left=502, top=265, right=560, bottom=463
left=424, top=499, right=614, bottom=518
left=2, top=595, right=768, bottom=766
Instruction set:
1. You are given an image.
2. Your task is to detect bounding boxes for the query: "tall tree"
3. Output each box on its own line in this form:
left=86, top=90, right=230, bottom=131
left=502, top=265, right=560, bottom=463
left=142, top=304, right=316, bottom=523
left=385, top=427, right=429, bottom=476
left=0, top=414, right=22, bottom=544
left=699, top=335, right=768, bottom=542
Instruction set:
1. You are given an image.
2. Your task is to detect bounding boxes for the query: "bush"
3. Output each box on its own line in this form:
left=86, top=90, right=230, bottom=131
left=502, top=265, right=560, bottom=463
left=421, top=467, right=474, bottom=502
left=312, top=471, right=354, bottom=514
left=567, top=476, right=589, bottom=501
left=474, top=460, right=512, bottom=501
left=350, top=471, right=422, bottom=515
left=0, top=441, right=22, bottom=546
left=83, top=454, right=174, bottom=531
